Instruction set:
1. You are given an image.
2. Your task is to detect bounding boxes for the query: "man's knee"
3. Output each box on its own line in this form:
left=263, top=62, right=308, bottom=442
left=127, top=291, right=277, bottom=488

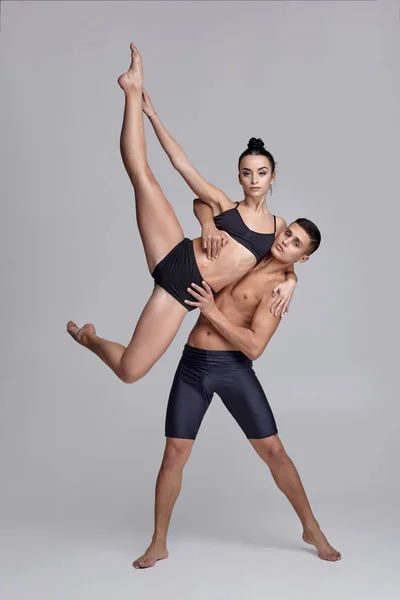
left=254, top=435, right=289, bottom=464
left=161, top=439, right=193, bottom=470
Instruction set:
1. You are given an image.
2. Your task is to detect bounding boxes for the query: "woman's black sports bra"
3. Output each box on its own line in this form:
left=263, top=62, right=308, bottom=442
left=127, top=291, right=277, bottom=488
left=213, top=202, right=276, bottom=263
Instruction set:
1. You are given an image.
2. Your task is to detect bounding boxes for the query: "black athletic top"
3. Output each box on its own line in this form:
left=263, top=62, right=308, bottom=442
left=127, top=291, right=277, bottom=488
left=213, top=202, right=276, bottom=262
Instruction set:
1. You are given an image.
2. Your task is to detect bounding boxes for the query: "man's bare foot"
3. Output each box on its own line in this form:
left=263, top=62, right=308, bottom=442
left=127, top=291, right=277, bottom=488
left=118, top=43, right=143, bottom=92
left=66, top=321, right=96, bottom=347
left=133, top=542, right=169, bottom=569
left=303, top=527, right=341, bottom=562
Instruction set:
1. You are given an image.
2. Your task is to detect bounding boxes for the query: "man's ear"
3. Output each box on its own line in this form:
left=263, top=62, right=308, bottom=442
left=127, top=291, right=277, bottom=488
left=297, top=255, right=309, bottom=264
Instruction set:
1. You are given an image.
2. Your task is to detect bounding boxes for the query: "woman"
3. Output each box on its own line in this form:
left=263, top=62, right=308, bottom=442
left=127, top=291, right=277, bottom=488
left=67, top=44, right=297, bottom=384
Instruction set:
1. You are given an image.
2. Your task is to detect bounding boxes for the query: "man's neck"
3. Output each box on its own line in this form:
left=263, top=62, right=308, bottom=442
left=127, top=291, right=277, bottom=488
left=258, top=254, right=292, bottom=277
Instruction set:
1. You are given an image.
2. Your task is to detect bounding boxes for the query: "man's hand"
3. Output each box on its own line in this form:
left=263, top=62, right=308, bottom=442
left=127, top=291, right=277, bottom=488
left=201, top=225, right=229, bottom=260
left=270, top=279, right=297, bottom=317
left=185, top=281, right=216, bottom=316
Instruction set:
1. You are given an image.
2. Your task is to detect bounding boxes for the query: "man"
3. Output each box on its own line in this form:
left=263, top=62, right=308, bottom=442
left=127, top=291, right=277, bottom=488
left=133, top=217, right=341, bottom=569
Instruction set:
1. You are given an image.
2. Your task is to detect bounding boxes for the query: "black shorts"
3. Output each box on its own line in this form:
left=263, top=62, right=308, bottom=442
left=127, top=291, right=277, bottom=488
left=152, top=238, right=211, bottom=311
left=165, top=345, right=278, bottom=440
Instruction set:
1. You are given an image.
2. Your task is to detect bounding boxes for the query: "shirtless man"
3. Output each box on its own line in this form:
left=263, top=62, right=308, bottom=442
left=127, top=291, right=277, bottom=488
left=133, top=217, right=342, bottom=569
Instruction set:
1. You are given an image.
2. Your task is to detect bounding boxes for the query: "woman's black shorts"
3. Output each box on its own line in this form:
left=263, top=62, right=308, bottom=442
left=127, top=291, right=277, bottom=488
left=152, top=238, right=210, bottom=311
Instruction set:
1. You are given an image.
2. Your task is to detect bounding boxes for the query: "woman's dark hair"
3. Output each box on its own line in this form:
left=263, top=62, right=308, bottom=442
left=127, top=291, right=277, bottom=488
left=294, top=218, right=321, bottom=255
left=238, top=138, right=276, bottom=173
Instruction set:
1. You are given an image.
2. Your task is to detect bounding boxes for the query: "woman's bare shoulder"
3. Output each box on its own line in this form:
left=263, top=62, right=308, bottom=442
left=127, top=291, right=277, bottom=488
left=274, top=215, right=288, bottom=233
left=218, top=194, right=237, bottom=212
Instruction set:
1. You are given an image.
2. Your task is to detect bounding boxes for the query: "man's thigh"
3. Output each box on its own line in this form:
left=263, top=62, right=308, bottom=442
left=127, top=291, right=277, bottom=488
left=165, top=355, right=213, bottom=440
left=215, top=366, right=278, bottom=440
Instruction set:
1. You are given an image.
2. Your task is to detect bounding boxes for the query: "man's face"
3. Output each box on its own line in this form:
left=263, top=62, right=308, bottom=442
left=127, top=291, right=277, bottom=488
left=271, top=222, right=311, bottom=264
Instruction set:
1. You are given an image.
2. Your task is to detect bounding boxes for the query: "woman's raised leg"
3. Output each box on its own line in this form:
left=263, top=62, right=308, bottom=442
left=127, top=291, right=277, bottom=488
left=66, top=44, right=190, bottom=383
left=117, top=43, right=185, bottom=273
left=67, top=286, right=187, bottom=383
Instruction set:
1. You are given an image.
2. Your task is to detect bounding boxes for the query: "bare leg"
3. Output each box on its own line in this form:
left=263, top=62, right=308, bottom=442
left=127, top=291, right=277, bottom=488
left=133, top=438, right=194, bottom=569
left=250, top=435, right=341, bottom=561
left=67, top=44, right=190, bottom=382
left=117, top=43, right=185, bottom=273
left=67, top=287, right=186, bottom=383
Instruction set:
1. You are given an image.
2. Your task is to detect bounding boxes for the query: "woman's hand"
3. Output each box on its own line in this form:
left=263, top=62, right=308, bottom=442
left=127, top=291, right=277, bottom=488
left=185, top=281, right=216, bottom=316
left=142, top=88, right=156, bottom=117
left=201, top=224, right=229, bottom=260
left=270, top=279, right=297, bottom=317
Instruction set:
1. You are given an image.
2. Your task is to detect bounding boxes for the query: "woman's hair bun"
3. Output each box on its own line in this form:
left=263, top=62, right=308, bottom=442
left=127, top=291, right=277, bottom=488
left=238, top=137, right=275, bottom=173
left=247, top=137, right=265, bottom=150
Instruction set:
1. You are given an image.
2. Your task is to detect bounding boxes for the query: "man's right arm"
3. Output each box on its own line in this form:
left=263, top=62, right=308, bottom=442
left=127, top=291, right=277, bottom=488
left=194, top=287, right=283, bottom=360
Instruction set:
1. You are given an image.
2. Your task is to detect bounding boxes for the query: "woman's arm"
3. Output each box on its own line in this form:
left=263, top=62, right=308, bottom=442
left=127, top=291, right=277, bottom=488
left=142, top=89, right=232, bottom=211
left=193, top=199, right=229, bottom=260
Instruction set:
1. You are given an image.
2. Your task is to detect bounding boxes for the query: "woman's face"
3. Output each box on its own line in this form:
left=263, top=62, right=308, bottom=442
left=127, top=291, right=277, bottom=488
left=238, top=155, right=275, bottom=197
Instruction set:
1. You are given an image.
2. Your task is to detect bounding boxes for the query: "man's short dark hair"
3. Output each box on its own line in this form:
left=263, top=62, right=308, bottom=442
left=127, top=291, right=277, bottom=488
left=293, top=218, right=321, bottom=255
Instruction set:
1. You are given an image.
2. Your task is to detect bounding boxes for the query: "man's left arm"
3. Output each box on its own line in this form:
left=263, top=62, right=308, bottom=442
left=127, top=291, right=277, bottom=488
left=270, top=264, right=298, bottom=315
left=185, top=283, right=281, bottom=360
left=284, top=263, right=297, bottom=285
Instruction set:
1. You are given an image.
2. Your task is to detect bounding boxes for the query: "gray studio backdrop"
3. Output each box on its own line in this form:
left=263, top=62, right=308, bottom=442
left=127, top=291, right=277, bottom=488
left=1, top=0, right=399, bottom=593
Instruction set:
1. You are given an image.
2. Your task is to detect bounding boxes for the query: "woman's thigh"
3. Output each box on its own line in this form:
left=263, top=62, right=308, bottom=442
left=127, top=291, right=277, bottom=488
left=133, top=171, right=185, bottom=273
left=121, top=285, right=187, bottom=381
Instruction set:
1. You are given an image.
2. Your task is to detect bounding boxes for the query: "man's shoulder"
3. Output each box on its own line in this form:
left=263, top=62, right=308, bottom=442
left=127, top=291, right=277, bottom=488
left=258, top=274, right=285, bottom=306
left=263, top=273, right=285, bottom=292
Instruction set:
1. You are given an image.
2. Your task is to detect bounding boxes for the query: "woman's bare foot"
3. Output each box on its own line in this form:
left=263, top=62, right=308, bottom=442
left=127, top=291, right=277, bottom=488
left=133, top=542, right=169, bottom=569
left=66, top=321, right=96, bottom=347
left=302, top=527, right=341, bottom=562
left=118, top=43, right=143, bottom=92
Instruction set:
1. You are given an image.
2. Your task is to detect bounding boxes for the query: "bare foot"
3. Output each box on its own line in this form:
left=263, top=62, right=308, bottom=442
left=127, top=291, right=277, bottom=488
left=118, top=43, right=143, bottom=92
left=66, top=320, right=96, bottom=347
left=303, top=528, right=341, bottom=562
left=133, top=542, right=169, bottom=570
